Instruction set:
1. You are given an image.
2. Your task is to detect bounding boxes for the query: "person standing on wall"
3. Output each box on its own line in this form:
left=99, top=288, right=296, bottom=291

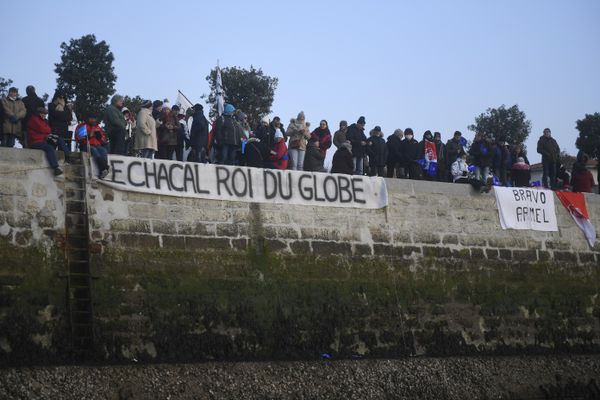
left=21, top=85, right=45, bottom=146
left=401, top=128, right=421, bottom=179
left=386, top=128, right=404, bottom=178
left=367, top=126, right=387, bottom=177
left=215, top=103, right=240, bottom=165
left=286, top=111, right=310, bottom=171
left=189, top=103, right=209, bottom=163
left=536, top=128, right=560, bottom=190
left=445, top=131, right=465, bottom=182
left=104, top=95, right=127, bottom=155
left=469, top=131, right=493, bottom=188
left=1, top=87, right=26, bottom=147
left=333, top=120, right=348, bottom=149
left=433, top=132, right=447, bottom=182
left=310, top=120, right=332, bottom=159
left=346, top=116, right=368, bottom=175
left=48, top=91, right=73, bottom=149
left=134, top=100, right=157, bottom=159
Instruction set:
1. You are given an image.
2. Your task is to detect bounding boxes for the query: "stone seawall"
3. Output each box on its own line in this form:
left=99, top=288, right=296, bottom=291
left=0, top=148, right=599, bottom=365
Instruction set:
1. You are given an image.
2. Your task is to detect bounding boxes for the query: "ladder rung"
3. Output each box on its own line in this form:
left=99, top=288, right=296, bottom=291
left=66, top=211, right=88, bottom=215
left=69, top=272, right=91, bottom=276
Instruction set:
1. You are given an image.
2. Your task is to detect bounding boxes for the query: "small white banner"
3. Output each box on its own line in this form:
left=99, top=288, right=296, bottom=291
left=98, top=156, right=388, bottom=209
left=493, top=186, right=558, bottom=231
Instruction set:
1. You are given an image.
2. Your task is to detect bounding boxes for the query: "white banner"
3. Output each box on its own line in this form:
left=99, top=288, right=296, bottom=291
left=98, top=156, right=388, bottom=209
left=493, top=186, right=558, bottom=231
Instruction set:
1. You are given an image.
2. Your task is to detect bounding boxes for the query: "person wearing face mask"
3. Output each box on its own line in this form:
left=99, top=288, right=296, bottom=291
left=27, top=107, right=70, bottom=176
left=400, top=128, right=421, bottom=179
left=75, top=115, right=110, bottom=178
left=1, top=87, right=27, bottom=147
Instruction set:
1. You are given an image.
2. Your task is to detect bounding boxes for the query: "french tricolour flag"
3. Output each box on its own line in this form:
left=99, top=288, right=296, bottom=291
left=555, top=191, right=596, bottom=248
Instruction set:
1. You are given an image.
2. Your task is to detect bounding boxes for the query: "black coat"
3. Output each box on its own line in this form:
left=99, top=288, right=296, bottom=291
left=400, top=138, right=420, bottom=167
left=445, top=138, right=464, bottom=166
left=469, top=139, right=493, bottom=168
left=268, top=123, right=287, bottom=144
left=367, top=136, right=388, bottom=167
left=48, top=102, right=72, bottom=138
left=304, top=144, right=325, bottom=172
left=190, top=111, right=209, bottom=148
left=331, top=147, right=354, bottom=175
left=386, top=134, right=403, bottom=165
left=216, top=114, right=240, bottom=146
left=346, top=124, right=367, bottom=157
left=244, top=140, right=267, bottom=169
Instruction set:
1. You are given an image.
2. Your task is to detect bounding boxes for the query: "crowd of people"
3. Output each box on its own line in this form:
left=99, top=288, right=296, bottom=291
left=0, top=85, right=597, bottom=194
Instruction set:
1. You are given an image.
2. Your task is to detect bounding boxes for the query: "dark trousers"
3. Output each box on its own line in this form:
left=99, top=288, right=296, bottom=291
left=542, top=160, right=558, bottom=189
left=108, top=128, right=126, bottom=155
left=369, top=165, right=385, bottom=177
left=190, top=146, right=207, bottom=163
left=30, top=138, right=70, bottom=169
left=220, top=144, right=238, bottom=165
left=1, top=134, right=17, bottom=148
left=157, top=144, right=177, bottom=160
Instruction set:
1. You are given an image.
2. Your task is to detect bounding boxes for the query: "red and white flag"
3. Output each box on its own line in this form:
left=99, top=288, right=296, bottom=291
left=555, top=191, right=596, bottom=248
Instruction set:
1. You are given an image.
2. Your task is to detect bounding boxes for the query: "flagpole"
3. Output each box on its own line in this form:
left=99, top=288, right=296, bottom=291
left=177, top=89, right=194, bottom=107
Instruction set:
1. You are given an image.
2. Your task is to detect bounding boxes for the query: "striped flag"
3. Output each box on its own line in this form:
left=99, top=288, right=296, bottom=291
left=216, top=66, right=225, bottom=117
left=555, top=191, right=596, bottom=248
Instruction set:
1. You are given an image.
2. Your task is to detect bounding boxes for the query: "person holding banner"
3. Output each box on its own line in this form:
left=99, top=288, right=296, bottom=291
left=75, top=115, right=110, bottom=179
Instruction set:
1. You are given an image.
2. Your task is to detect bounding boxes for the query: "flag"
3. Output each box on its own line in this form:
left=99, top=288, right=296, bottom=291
left=216, top=66, right=225, bottom=116
left=76, top=124, right=87, bottom=139
left=175, top=91, right=194, bottom=115
left=422, top=140, right=438, bottom=177
left=555, top=191, right=596, bottom=248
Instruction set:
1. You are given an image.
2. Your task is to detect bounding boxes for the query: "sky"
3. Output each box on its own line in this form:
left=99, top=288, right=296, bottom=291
left=2, top=0, right=599, bottom=163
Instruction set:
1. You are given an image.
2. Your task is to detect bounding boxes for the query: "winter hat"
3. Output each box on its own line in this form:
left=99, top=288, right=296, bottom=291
left=224, top=104, right=235, bottom=115
left=122, top=107, right=130, bottom=114
left=261, top=116, right=270, bottom=125
left=374, top=126, right=381, bottom=132
left=297, top=111, right=305, bottom=121
left=517, top=157, right=525, bottom=163
left=357, top=116, right=366, bottom=125
left=394, top=128, right=404, bottom=136
left=141, top=100, right=152, bottom=108
left=274, top=129, right=284, bottom=140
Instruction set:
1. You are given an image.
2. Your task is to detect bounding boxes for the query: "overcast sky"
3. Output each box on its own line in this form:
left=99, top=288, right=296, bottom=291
left=2, top=0, right=599, bottom=163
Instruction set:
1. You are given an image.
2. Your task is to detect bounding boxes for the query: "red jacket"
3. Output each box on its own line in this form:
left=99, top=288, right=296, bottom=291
left=311, top=128, right=332, bottom=156
left=269, top=140, right=289, bottom=170
left=27, top=115, right=51, bottom=147
left=75, top=123, right=107, bottom=147
left=571, top=167, right=595, bottom=193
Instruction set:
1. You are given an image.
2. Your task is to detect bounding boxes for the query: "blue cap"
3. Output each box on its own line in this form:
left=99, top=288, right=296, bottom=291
left=224, top=104, right=235, bottom=115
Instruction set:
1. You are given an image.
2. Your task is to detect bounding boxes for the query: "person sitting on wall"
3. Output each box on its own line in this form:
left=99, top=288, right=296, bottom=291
left=451, top=151, right=480, bottom=190
left=27, top=107, right=70, bottom=176
left=268, top=129, right=289, bottom=170
left=75, top=115, right=110, bottom=179
left=510, top=157, right=531, bottom=187
left=331, top=140, right=354, bottom=175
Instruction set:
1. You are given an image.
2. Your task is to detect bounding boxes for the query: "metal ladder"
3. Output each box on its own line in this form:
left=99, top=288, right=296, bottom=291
left=63, top=152, right=94, bottom=356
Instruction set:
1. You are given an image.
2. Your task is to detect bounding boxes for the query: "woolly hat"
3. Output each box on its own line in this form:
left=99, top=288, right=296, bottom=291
left=374, top=126, right=381, bottom=132
left=141, top=100, right=152, bottom=108
left=297, top=111, right=305, bottom=121
left=357, top=116, right=366, bottom=125
left=393, top=128, right=404, bottom=136
left=261, top=116, right=270, bottom=125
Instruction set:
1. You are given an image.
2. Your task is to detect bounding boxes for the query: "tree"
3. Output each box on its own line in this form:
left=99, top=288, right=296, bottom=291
left=123, top=95, right=145, bottom=117
left=204, top=66, right=278, bottom=128
left=54, top=34, right=117, bottom=121
left=0, top=77, right=13, bottom=97
left=575, top=113, right=600, bottom=159
left=468, top=104, right=531, bottom=145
